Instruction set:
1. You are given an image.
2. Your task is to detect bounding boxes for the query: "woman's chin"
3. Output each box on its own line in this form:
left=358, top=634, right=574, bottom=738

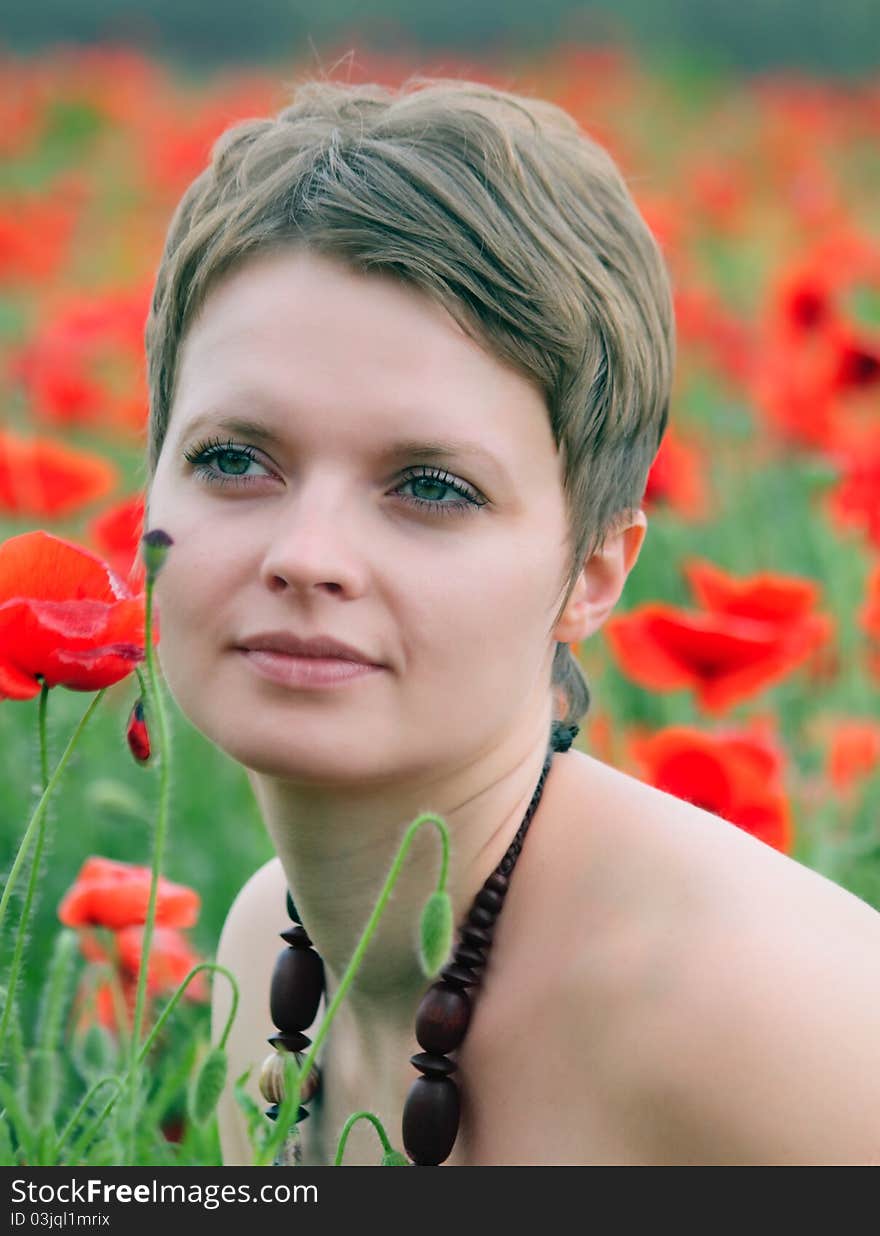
left=216, top=734, right=385, bottom=785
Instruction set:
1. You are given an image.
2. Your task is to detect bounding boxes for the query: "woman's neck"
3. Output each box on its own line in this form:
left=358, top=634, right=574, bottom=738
left=247, top=707, right=555, bottom=1047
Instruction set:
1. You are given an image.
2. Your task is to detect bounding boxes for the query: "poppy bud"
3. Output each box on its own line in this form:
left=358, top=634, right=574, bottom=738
left=126, top=696, right=150, bottom=763
left=141, top=528, right=173, bottom=581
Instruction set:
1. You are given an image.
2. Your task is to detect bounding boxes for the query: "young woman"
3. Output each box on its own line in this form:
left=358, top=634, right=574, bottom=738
left=143, top=77, right=880, bottom=1166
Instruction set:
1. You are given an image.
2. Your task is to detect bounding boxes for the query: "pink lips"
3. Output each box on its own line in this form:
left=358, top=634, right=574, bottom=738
left=238, top=648, right=384, bottom=689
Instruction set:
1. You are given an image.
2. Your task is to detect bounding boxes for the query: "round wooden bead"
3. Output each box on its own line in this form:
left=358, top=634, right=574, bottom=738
left=280, top=924, right=312, bottom=947
left=476, top=887, right=503, bottom=913
left=485, top=872, right=508, bottom=895
left=259, top=1052, right=286, bottom=1105
left=259, top=1051, right=321, bottom=1105
left=269, top=946, right=324, bottom=1032
left=402, top=1076, right=460, bottom=1165
left=415, top=982, right=471, bottom=1054
left=409, top=1052, right=458, bottom=1077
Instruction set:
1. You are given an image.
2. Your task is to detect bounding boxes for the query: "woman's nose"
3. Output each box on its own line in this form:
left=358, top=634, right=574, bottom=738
left=257, top=484, right=370, bottom=597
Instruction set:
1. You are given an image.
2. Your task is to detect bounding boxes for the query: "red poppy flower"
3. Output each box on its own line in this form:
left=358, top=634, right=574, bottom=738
left=752, top=229, right=880, bottom=452
left=58, top=856, right=200, bottom=930
left=673, top=284, right=753, bottom=388
left=684, top=557, right=838, bottom=685
left=686, top=157, right=747, bottom=235
left=139, top=77, right=284, bottom=197
left=88, top=493, right=146, bottom=590
left=627, top=721, right=793, bottom=852
left=824, top=439, right=880, bottom=551
left=73, top=976, right=135, bottom=1037
left=642, top=427, right=712, bottom=522
left=585, top=710, right=615, bottom=767
left=125, top=696, right=151, bottom=763
left=825, top=718, right=880, bottom=796
left=116, top=925, right=209, bottom=1001
left=0, top=188, right=78, bottom=285
left=7, top=285, right=152, bottom=435
left=681, top=557, right=823, bottom=624
left=0, top=428, right=117, bottom=519
left=0, top=531, right=154, bottom=701
left=603, top=602, right=833, bottom=716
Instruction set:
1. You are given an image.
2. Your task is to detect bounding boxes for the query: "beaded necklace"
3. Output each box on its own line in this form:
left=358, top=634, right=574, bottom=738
left=260, top=719, right=579, bottom=1165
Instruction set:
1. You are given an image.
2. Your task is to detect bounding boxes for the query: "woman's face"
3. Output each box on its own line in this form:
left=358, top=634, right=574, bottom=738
left=146, top=247, right=574, bottom=782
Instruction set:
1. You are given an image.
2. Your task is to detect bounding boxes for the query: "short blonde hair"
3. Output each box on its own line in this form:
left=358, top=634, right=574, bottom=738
left=144, top=75, right=675, bottom=727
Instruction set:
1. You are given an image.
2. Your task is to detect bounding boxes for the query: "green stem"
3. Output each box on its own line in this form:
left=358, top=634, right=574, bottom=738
left=125, top=572, right=171, bottom=1163
left=333, top=1111, right=393, bottom=1166
left=38, top=677, right=49, bottom=785
left=68, top=963, right=239, bottom=1163
left=295, top=812, right=450, bottom=1132
left=0, top=682, right=52, bottom=1056
left=53, top=1075, right=121, bottom=1162
left=0, top=687, right=107, bottom=941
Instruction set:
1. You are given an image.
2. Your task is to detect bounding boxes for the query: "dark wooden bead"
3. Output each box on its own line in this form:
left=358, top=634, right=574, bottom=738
left=440, top=963, right=480, bottom=989
left=409, top=1051, right=458, bottom=1077
left=267, top=1103, right=311, bottom=1123
left=415, top=982, right=471, bottom=1054
left=402, top=1076, right=460, bottom=1165
left=467, top=905, right=496, bottom=928
left=279, top=924, right=312, bottom=947
left=461, top=923, right=493, bottom=948
left=453, top=943, right=485, bottom=968
left=267, top=1031, right=311, bottom=1053
left=485, top=872, right=508, bottom=895
left=476, top=887, right=504, bottom=913
left=269, top=946, right=324, bottom=1032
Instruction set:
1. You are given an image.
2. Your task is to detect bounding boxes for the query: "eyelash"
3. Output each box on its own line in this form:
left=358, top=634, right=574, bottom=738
left=182, top=436, right=488, bottom=517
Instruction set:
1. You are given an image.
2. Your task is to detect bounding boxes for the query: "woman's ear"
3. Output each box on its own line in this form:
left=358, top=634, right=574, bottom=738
left=552, top=510, right=647, bottom=645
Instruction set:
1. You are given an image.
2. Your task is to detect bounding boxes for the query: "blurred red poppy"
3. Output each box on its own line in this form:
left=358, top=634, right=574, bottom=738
left=0, top=187, right=78, bottom=285
left=116, top=925, right=209, bottom=1001
left=58, top=856, right=200, bottom=930
left=826, top=718, right=880, bottom=796
left=752, top=228, right=880, bottom=452
left=8, top=284, right=152, bottom=435
left=604, top=601, right=833, bottom=716
left=674, top=284, right=754, bottom=388
left=88, top=493, right=147, bottom=590
left=824, top=439, right=880, bottom=551
left=681, top=557, right=824, bottom=624
left=627, top=721, right=793, bottom=852
left=0, top=530, right=154, bottom=701
left=72, top=976, right=135, bottom=1037
left=0, top=428, right=117, bottom=519
left=642, top=427, right=712, bottom=522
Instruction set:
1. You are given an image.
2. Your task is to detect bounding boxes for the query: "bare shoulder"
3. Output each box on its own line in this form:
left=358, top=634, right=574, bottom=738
left=210, top=855, right=289, bottom=1166
left=548, top=751, right=880, bottom=1165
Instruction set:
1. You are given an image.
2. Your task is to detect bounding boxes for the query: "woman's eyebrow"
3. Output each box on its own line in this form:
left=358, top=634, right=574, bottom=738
left=178, top=413, right=512, bottom=482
